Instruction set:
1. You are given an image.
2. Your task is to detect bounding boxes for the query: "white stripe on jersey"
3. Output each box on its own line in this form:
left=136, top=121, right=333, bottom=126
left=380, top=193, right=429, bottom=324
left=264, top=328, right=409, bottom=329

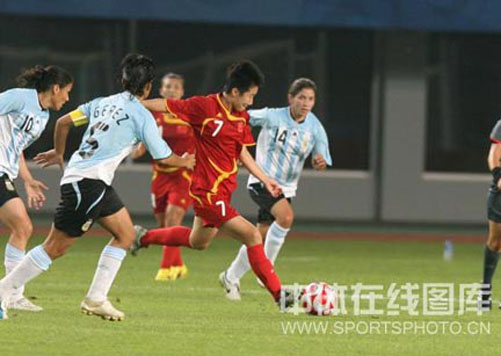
left=247, top=107, right=331, bottom=198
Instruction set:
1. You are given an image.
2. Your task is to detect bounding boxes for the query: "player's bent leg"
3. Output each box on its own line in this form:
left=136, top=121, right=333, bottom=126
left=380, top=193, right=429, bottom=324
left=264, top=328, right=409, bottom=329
left=12, top=226, right=75, bottom=312
left=131, top=225, right=192, bottom=255
left=79, top=208, right=131, bottom=321
left=481, top=220, right=501, bottom=309
left=0, top=198, right=35, bottom=309
left=219, top=216, right=283, bottom=303
left=265, top=199, right=293, bottom=265
left=99, top=207, right=136, bottom=249
left=272, top=199, right=294, bottom=230
left=188, top=216, right=218, bottom=250
left=0, top=226, right=75, bottom=317
left=42, top=226, right=78, bottom=260
left=223, top=222, right=272, bottom=289
left=0, top=198, right=33, bottom=250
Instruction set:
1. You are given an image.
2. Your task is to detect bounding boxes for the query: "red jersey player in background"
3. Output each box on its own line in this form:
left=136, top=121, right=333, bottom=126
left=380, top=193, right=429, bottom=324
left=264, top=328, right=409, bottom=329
left=131, top=60, right=297, bottom=309
left=131, top=73, right=194, bottom=282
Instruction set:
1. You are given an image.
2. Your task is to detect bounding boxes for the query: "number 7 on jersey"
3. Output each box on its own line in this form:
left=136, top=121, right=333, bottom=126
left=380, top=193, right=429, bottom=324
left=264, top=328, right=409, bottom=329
left=216, top=200, right=226, bottom=216
left=212, top=119, right=224, bottom=137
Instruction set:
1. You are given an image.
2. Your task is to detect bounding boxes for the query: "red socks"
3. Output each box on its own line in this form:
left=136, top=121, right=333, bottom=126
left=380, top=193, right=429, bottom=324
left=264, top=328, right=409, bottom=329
left=141, top=226, right=191, bottom=248
left=247, top=244, right=282, bottom=301
left=160, top=247, right=183, bottom=268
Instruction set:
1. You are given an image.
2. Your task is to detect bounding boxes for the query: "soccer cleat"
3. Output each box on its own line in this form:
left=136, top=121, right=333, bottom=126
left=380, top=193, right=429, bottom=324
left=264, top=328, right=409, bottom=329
left=8, top=296, right=43, bottom=312
left=80, top=298, right=125, bottom=321
left=155, top=268, right=174, bottom=282
left=277, top=286, right=303, bottom=312
left=219, top=271, right=241, bottom=301
left=170, top=265, right=188, bottom=280
left=178, top=264, right=188, bottom=279
left=130, top=225, right=148, bottom=256
left=0, top=299, right=7, bottom=320
left=477, top=298, right=492, bottom=311
left=477, top=286, right=492, bottom=311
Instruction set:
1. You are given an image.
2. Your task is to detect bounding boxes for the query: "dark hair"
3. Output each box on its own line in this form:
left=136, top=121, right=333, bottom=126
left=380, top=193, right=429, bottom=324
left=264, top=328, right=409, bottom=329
left=17, top=65, right=73, bottom=93
left=222, top=60, right=264, bottom=94
left=120, top=53, right=155, bottom=96
left=288, top=78, right=317, bottom=97
left=162, top=72, right=184, bottom=83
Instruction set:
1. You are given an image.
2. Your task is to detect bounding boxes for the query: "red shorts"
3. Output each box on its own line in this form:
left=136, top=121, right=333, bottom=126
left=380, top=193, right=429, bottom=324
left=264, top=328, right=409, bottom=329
left=189, top=191, right=240, bottom=228
left=151, top=171, right=193, bottom=214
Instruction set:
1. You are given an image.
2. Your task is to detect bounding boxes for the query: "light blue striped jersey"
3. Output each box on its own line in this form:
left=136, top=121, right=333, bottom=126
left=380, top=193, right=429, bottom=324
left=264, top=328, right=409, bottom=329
left=61, top=91, right=172, bottom=186
left=247, top=107, right=332, bottom=197
left=0, top=88, right=50, bottom=180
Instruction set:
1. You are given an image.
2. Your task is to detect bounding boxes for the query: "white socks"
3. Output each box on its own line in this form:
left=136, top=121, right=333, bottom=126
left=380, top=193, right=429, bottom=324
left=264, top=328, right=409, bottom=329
left=226, top=244, right=251, bottom=284
left=0, top=245, right=52, bottom=302
left=263, top=222, right=289, bottom=264
left=226, top=221, right=290, bottom=284
left=86, top=245, right=126, bottom=302
left=4, top=243, right=26, bottom=301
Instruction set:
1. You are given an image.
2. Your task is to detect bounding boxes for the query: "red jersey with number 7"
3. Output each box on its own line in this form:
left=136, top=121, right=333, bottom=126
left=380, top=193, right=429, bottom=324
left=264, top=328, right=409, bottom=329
left=165, top=93, right=255, bottom=204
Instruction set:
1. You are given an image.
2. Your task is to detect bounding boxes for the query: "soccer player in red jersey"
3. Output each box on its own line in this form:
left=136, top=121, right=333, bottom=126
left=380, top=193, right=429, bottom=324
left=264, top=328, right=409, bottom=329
left=131, top=61, right=296, bottom=309
left=132, top=73, right=194, bottom=282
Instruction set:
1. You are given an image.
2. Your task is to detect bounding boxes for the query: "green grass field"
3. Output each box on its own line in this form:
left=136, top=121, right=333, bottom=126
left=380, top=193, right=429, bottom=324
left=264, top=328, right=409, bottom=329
left=0, top=230, right=499, bottom=355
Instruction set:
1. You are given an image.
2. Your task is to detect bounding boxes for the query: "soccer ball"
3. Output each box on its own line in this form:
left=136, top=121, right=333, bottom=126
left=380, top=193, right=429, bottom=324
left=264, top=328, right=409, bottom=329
left=301, top=282, right=337, bottom=316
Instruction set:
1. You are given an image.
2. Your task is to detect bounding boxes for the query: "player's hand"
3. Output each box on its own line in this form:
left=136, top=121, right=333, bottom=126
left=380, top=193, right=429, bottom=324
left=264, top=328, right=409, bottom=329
left=24, top=179, right=48, bottom=210
left=264, top=178, right=282, bottom=198
left=130, top=143, right=146, bottom=160
left=34, top=149, right=64, bottom=169
left=497, top=177, right=501, bottom=190
left=312, top=154, right=327, bottom=171
left=183, top=153, right=196, bottom=170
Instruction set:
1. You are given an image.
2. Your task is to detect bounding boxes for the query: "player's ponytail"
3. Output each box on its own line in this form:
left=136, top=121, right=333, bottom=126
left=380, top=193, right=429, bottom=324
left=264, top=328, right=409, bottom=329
left=17, top=65, right=73, bottom=93
left=120, top=53, right=155, bottom=97
left=223, top=60, right=265, bottom=94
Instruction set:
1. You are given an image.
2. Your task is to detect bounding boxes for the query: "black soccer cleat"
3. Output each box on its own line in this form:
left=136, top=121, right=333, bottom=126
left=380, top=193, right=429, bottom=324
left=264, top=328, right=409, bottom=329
left=277, top=286, right=303, bottom=312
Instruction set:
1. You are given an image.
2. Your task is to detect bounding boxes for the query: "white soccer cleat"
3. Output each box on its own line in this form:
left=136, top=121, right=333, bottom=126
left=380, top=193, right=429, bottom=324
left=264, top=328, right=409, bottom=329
left=8, top=297, right=43, bottom=312
left=80, top=298, right=125, bottom=321
left=219, top=271, right=241, bottom=301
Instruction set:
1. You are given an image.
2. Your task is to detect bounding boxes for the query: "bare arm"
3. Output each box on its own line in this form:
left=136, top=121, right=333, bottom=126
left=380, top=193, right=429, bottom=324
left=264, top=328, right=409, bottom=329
left=19, top=154, right=35, bottom=183
left=488, top=143, right=501, bottom=189
left=240, top=146, right=281, bottom=197
left=19, top=154, right=48, bottom=210
left=34, top=114, right=74, bottom=169
left=130, top=143, right=147, bottom=160
left=157, top=153, right=195, bottom=170
left=240, top=146, right=269, bottom=183
left=142, top=99, right=167, bottom=113
left=488, top=143, right=501, bottom=170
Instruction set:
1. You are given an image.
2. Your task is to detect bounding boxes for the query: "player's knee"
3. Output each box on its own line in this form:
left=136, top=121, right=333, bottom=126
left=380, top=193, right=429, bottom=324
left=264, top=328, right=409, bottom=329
left=115, top=230, right=136, bottom=250
left=191, top=240, right=210, bottom=250
left=43, top=242, right=68, bottom=260
left=487, top=234, right=501, bottom=252
left=247, top=228, right=263, bottom=246
left=276, top=211, right=294, bottom=229
left=11, top=220, right=33, bottom=243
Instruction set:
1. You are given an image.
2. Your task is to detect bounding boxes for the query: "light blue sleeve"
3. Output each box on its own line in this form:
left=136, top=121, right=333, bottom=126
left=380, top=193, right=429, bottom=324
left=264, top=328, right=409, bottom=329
left=77, top=99, right=96, bottom=118
left=312, top=120, right=333, bottom=166
left=0, top=89, right=25, bottom=116
left=136, top=108, right=172, bottom=160
left=248, top=108, right=270, bottom=127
